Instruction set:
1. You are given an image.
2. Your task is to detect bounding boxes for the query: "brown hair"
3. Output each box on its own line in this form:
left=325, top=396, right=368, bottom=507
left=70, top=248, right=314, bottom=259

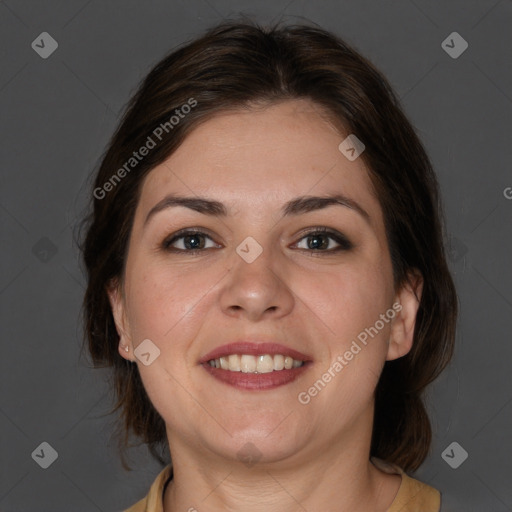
left=78, top=18, right=457, bottom=473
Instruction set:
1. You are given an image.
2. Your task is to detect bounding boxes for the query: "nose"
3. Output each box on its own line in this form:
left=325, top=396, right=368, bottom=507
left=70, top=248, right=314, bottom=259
left=219, top=240, right=295, bottom=322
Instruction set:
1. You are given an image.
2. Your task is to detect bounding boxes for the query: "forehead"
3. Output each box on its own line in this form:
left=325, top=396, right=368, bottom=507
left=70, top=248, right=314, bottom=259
left=138, top=99, right=380, bottom=221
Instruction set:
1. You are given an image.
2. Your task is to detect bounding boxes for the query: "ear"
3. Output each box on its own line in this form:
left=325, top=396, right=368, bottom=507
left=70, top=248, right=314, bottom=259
left=106, top=278, right=134, bottom=362
left=386, top=270, right=424, bottom=361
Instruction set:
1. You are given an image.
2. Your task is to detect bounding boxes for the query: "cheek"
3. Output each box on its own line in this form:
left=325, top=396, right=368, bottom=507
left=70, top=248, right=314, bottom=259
left=124, top=260, right=228, bottom=360
left=305, top=259, right=393, bottom=341
left=124, top=264, right=199, bottom=342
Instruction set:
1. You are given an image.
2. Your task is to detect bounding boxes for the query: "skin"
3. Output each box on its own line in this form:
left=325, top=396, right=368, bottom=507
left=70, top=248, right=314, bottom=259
left=108, top=99, right=423, bottom=512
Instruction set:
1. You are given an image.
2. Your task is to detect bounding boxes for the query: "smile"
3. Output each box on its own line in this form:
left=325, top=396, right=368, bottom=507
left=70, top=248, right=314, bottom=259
left=200, top=341, right=312, bottom=390
left=208, top=354, right=304, bottom=373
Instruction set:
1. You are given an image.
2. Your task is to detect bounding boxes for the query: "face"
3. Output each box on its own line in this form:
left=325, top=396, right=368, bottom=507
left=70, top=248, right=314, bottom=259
left=108, top=99, right=420, bottom=468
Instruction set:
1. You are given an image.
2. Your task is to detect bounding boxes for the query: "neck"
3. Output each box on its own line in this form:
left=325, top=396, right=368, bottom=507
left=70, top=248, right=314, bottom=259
left=162, top=406, right=400, bottom=512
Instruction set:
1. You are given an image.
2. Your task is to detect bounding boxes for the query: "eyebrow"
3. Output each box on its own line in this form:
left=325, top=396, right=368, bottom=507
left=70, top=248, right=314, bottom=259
left=143, top=193, right=371, bottom=227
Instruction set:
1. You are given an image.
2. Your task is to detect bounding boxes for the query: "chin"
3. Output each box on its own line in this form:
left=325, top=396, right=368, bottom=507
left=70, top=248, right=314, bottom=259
left=219, top=437, right=301, bottom=467
left=209, top=419, right=309, bottom=465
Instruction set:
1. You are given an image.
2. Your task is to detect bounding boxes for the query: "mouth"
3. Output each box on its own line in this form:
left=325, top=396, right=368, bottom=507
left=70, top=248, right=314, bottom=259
left=199, top=342, right=313, bottom=390
left=208, top=353, right=305, bottom=372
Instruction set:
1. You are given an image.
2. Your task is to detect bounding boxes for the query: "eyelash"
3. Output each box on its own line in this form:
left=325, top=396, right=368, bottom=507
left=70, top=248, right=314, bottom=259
left=161, top=227, right=353, bottom=255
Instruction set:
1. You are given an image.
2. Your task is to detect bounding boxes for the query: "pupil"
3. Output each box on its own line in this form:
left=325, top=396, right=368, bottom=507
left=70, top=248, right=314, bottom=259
left=185, top=234, right=202, bottom=250
left=309, top=235, right=327, bottom=250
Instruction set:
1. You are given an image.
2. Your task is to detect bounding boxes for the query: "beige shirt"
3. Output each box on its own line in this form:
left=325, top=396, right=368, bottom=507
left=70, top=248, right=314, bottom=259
left=124, top=457, right=440, bottom=512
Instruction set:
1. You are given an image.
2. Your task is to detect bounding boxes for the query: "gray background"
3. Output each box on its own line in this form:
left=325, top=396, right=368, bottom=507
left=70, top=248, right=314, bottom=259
left=1, top=0, right=511, bottom=511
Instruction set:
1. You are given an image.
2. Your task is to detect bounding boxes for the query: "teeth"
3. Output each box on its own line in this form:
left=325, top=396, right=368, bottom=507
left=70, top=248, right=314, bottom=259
left=273, top=354, right=285, bottom=370
left=207, top=354, right=305, bottom=373
left=257, top=354, right=274, bottom=373
left=228, top=354, right=241, bottom=372
left=240, top=354, right=256, bottom=373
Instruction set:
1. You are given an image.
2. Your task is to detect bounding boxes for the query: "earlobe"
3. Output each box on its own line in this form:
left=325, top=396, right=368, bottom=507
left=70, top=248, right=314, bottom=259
left=386, top=271, right=424, bottom=361
left=106, top=278, right=133, bottom=359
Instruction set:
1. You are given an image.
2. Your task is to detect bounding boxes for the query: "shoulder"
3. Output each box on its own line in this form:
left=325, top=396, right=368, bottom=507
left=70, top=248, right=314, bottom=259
left=371, top=457, right=441, bottom=512
left=123, top=465, right=173, bottom=512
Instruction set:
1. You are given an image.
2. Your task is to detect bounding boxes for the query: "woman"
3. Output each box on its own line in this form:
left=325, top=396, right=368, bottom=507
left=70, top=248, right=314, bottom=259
left=80, top=18, right=457, bottom=512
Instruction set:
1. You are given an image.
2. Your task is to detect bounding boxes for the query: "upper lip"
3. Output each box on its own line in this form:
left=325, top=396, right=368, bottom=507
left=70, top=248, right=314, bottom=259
left=199, top=341, right=312, bottom=364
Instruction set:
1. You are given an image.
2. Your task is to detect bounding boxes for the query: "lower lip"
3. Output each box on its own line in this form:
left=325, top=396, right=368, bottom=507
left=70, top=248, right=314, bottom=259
left=201, top=362, right=312, bottom=390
